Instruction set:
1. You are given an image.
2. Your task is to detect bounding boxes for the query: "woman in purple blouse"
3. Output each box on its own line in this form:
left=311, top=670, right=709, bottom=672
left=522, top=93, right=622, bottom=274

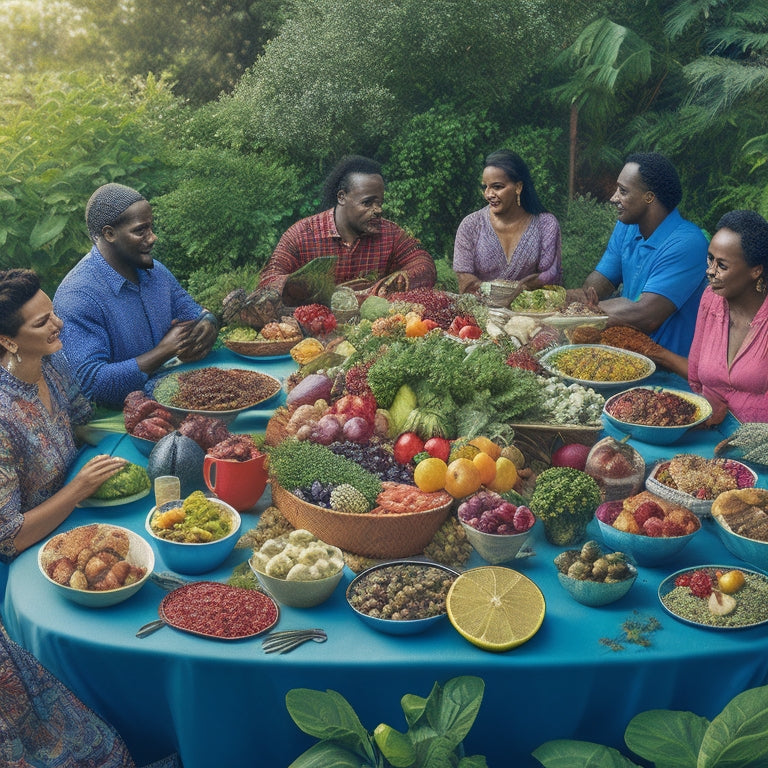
left=453, top=149, right=562, bottom=294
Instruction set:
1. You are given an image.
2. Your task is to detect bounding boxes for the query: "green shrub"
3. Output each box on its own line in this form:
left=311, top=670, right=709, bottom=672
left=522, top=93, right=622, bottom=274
left=184, top=266, right=261, bottom=319
left=0, top=71, right=176, bottom=292
left=560, top=194, right=617, bottom=289
left=151, top=148, right=304, bottom=282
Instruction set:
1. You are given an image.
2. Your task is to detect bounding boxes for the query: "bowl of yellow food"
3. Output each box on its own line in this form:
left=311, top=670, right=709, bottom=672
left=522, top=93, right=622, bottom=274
left=145, top=491, right=241, bottom=574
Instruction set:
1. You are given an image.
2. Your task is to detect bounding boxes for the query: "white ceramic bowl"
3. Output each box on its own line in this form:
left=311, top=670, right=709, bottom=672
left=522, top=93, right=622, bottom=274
left=460, top=521, right=534, bottom=565
left=249, top=559, right=344, bottom=608
left=597, top=517, right=700, bottom=567
left=38, top=524, right=154, bottom=608
left=602, top=387, right=712, bottom=445
left=557, top=564, right=637, bottom=607
left=145, top=498, right=241, bottom=574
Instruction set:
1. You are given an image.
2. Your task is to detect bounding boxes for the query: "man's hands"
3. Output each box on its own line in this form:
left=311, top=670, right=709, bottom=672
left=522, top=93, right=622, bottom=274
left=175, top=316, right=218, bottom=362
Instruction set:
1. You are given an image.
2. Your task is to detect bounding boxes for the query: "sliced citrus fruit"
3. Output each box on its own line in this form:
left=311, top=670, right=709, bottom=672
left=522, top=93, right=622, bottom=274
left=446, top=566, right=545, bottom=652
left=413, top=457, right=448, bottom=492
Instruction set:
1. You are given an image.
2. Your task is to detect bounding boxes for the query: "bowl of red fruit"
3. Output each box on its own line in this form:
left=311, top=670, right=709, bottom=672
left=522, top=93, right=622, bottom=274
left=457, top=490, right=536, bottom=565
left=595, top=492, right=701, bottom=567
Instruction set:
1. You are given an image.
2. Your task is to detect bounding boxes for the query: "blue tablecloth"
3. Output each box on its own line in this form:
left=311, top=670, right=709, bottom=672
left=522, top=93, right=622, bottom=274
left=5, top=364, right=768, bottom=768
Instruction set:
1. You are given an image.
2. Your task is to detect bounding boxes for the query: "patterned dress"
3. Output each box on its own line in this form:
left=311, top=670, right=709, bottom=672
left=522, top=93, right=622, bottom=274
left=1, top=626, right=179, bottom=768
left=0, top=352, right=92, bottom=564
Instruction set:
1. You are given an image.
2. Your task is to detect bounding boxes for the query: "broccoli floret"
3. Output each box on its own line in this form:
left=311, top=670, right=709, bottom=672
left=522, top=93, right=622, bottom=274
left=530, top=467, right=602, bottom=546
left=90, top=463, right=151, bottom=500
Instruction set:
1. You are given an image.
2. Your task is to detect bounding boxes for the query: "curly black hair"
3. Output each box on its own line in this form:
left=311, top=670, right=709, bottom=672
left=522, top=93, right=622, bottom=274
left=625, top=152, right=682, bottom=211
left=716, top=210, right=768, bottom=271
left=320, top=155, right=383, bottom=210
left=484, top=149, right=547, bottom=214
left=0, top=269, right=41, bottom=336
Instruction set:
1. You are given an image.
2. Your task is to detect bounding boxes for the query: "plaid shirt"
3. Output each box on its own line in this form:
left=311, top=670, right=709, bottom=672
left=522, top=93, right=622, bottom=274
left=258, top=209, right=436, bottom=290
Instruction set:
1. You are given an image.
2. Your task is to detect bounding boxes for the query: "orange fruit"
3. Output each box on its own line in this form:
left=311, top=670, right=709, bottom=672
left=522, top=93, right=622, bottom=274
left=444, top=458, right=482, bottom=499
left=472, top=451, right=497, bottom=486
left=446, top=566, right=546, bottom=652
left=405, top=318, right=429, bottom=337
left=413, top=457, right=448, bottom=492
left=468, top=437, right=502, bottom=461
left=487, top=457, right=518, bottom=493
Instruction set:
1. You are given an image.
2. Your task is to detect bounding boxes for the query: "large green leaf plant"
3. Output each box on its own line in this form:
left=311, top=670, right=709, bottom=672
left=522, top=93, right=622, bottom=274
left=285, top=676, right=487, bottom=768
left=533, top=683, right=768, bottom=767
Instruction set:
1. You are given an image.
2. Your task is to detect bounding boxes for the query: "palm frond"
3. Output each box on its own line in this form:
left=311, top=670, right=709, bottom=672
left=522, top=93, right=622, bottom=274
left=664, top=0, right=723, bottom=41
left=684, top=56, right=768, bottom=114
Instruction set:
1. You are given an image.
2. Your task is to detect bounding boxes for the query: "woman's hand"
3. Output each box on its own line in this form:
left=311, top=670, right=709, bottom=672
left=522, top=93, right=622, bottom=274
left=68, top=455, right=128, bottom=501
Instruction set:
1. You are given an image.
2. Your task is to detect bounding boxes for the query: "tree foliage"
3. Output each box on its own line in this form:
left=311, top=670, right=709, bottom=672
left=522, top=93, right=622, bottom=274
left=0, top=71, right=176, bottom=292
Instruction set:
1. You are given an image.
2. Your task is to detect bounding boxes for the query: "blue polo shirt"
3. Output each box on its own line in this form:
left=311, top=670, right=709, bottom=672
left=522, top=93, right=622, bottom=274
left=595, top=209, right=709, bottom=356
left=53, top=246, right=202, bottom=408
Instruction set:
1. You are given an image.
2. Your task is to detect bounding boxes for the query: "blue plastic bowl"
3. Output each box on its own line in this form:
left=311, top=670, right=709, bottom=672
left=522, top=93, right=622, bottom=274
left=557, top=565, right=637, bottom=607
left=602, top=387, right=712, bottom=445
left=597, top=517, right=700, bottom=567
left=145, top=499, right=241, bottom=575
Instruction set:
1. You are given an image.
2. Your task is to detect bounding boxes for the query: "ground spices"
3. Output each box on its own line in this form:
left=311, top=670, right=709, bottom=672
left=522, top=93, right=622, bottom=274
left=160, top=581, right=279, bottom=639
left=600, top=326, right=664, bottom=357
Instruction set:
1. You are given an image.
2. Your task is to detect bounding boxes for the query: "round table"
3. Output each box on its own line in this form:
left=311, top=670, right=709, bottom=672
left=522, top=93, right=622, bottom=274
left=5, top=363, right=768, bottom=767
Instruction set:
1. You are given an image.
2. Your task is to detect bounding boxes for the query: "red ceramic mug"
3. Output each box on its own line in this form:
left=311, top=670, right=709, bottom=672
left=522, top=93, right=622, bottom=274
left=203, top=454, right=268, bottom=512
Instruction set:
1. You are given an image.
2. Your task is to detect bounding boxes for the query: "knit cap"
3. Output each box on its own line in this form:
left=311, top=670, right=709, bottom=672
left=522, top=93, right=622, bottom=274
left=86, top=183, right=146, bottom=242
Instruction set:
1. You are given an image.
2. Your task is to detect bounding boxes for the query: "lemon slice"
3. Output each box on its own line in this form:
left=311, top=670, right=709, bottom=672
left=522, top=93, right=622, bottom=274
left=446, top=566, right=545, bottom=652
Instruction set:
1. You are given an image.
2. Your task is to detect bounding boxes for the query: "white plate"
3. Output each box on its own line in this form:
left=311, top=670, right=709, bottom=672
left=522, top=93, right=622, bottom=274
left=77, top=487, right=151, bottom=508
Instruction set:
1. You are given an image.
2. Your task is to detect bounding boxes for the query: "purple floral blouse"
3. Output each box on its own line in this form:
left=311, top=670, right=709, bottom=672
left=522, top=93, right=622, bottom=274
left=0, top=351, right=92, bottom=563
left=453, top=207, right=562, bottom=284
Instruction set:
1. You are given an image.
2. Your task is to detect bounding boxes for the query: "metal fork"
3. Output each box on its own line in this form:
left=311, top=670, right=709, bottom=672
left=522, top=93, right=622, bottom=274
left=261, top=628, right=327, bottom=654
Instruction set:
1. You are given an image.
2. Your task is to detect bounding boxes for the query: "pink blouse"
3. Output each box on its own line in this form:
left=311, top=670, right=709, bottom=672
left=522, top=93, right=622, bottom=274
left=688, top=287, right=768, bottom=422
left=453, top=208, right=562, bottom=284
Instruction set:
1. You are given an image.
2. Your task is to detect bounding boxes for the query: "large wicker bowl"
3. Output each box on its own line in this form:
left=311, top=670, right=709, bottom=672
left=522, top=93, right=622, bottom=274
left=271, top=482, right=453, bottom=559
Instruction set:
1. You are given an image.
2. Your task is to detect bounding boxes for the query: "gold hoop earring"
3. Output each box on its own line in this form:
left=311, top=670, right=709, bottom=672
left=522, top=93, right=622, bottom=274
left=757, top=276, right=766, bottom=294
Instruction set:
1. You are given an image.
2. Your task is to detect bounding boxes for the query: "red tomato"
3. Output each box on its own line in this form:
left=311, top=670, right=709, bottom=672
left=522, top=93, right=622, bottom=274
left=422, top=319, right=440, bottom=331
left=424, top=436, right=451, bottom=462
left=393, top=432, right=425, bottom=464
left=458, top=324, right=482, bottom=340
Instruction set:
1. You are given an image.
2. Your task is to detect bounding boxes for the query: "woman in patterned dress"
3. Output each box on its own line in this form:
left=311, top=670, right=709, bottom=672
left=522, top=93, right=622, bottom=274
left=453, top=149, right=562, bottom=295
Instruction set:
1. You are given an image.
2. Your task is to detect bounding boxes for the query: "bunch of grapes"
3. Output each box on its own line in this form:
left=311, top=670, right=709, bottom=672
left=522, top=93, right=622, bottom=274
left=329, top=441, right=414, bottom=483
left=293, top=304, right=338, bottom=335
left=457, top=490, right=535, bottom=535
left=293, top=480, right=334, bottom=507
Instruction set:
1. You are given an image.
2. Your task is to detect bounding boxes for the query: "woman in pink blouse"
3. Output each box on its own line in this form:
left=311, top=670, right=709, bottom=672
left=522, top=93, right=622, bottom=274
left=651, top=210, right=768, bottom=424
left=453, top=149, right=562, bottom=294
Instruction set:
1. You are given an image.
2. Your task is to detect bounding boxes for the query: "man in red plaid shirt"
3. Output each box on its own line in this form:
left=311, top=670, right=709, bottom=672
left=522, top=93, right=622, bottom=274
left=258, top=156, right=436, bottom=294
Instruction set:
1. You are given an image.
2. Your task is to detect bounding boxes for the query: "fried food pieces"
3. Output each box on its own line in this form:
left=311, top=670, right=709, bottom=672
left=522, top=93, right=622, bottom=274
left=712, top=488, right=768, bottom=542
left=41, top=524, right=146, bottom=591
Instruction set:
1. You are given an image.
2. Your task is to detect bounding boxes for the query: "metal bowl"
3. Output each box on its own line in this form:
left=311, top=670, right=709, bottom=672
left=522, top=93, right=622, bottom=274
left=345, top=560, right=459, bottom=635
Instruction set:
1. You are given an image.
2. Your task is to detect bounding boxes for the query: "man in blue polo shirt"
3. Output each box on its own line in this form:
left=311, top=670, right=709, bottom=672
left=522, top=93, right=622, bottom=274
left=578, top=152, right=708, bottom=357
left=54, top=183, right=218, bottom=408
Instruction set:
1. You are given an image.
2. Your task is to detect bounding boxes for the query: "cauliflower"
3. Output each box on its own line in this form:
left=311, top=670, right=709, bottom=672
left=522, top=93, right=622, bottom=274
left=259, top=538, right=286, bottom=557
left=288, top=529, right=317, bottom=545
left=286, top=563, right=313, bottom=581
left=265, top=552, right=294, bottom=578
